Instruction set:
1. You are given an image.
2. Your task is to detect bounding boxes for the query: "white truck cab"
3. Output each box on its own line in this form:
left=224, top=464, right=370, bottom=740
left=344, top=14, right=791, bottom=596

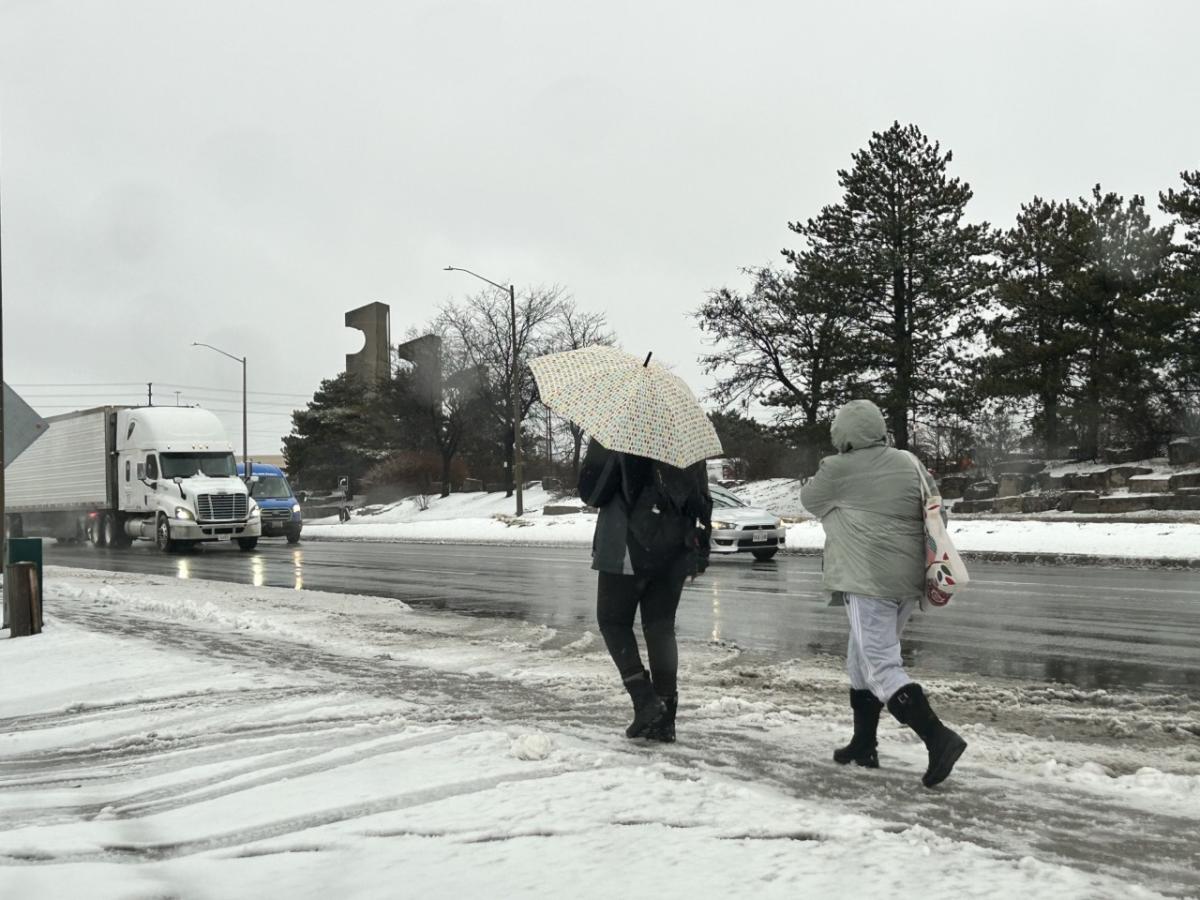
left=116, top=407, right=261, bottom=551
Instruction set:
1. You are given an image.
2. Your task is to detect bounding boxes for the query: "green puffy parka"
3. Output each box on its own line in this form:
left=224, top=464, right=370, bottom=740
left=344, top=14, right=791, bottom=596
left=799, top=400, right=938, bottom=603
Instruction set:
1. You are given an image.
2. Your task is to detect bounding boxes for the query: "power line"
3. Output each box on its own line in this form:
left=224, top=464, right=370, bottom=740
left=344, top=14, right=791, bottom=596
left=15, top=382, right=312, bottom=400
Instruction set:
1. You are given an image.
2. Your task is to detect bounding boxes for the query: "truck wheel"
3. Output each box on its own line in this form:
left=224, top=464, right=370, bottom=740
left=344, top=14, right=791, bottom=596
left=105, top=514, right=132, bottom=548
left=155, top=515, right=177, bottom=553
left=88, top=514, right=109, bottom=548
left=751, top=548, right=778, bottom=562
left=237, top=537, right=259, bottom=551
left=285, top=529, right=301, bottom=545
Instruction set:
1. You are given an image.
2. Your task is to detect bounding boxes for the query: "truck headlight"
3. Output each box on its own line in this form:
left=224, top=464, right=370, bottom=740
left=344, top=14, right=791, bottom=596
left=291, top=503, right=301, bottom=515
left=174, top=507, right=194, bottom=521
left=250, top=503, right=261, bottom=519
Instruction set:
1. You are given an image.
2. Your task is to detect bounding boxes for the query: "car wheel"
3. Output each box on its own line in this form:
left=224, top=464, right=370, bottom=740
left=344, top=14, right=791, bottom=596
left=156, top=515, right=177, bottom=553
left=751, top=548, right=778, bottom=562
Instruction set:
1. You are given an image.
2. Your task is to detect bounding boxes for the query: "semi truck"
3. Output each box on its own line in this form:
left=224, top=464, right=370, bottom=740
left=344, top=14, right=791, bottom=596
left=4, top=405, right=261, bottom=552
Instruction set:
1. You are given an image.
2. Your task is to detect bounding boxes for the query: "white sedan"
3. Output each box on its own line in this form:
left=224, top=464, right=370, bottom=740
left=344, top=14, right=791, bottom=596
left=708, top=483, right=786, bottom=561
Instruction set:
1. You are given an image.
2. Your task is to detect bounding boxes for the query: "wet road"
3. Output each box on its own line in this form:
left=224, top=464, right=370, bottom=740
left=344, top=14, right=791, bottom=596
left=44, top=539, right=1200, bottom=694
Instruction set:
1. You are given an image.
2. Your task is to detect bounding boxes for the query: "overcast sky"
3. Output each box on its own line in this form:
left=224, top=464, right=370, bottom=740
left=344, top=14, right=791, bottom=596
left=2, top=0, right=1198, bottom=453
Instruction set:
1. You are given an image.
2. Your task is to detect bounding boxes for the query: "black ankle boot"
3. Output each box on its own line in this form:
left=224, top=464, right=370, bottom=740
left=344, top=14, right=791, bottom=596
left=887, top=683, right=967, bottom=788
left=833, top=688, right=883, bottom=768
left=646, top=694, right=677, bottom=743
left=623, top=671, right=666, bottom=739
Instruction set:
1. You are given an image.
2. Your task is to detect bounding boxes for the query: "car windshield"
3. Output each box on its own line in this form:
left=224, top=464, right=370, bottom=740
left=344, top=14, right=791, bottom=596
left=250, top=475, right=293, bottom=500
left=710, top=487, right=747, bottom=510
left=161, top=452, right=238, bottom=479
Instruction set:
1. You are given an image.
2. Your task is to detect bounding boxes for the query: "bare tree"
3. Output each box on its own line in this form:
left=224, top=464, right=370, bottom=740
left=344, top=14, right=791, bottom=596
left=438, top=285, right=565, bottom=497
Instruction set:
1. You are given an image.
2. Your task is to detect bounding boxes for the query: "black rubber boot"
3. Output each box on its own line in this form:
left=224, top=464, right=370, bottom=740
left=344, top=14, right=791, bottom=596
left=646, top=694, right=677, bottom=743
left=887, top=683, right=967, bottom=788
left=833, top=688, right=883, bottom=768
left=623, top=671, right=666, bottom=739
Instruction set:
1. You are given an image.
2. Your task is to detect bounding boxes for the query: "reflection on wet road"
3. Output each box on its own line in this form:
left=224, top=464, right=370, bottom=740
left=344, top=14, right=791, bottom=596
left=45, top=539, right=1200, bottom=694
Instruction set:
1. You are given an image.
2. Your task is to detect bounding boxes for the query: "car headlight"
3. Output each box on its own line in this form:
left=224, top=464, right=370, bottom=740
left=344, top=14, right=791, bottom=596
left=774, top=518, right=783, bottom=529
left=291, top=503, right=301, bottom=515
left=711, top=520, right=735, bottom=531
left=174, top=507, right=194, bottom=521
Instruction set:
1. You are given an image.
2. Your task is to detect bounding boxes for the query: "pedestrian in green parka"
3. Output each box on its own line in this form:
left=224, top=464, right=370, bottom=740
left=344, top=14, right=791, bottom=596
left=801, top=399, right=967, bottom=788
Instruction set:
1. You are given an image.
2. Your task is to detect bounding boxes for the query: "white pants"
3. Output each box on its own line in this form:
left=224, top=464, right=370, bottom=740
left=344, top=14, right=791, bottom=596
left=845, top=593, right=917, bottom=703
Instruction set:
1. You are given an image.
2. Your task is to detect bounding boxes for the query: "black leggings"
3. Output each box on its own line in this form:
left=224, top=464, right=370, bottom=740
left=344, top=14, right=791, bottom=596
left=596, top=559, right=688, bottom=696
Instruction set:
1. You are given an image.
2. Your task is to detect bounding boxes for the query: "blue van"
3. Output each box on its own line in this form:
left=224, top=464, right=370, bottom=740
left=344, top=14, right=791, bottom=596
left=238, top=463, right=302, bottom=543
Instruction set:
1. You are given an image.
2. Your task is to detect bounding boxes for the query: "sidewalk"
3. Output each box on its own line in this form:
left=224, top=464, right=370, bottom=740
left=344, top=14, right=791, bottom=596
left=2, top=570, right=1195, bottom=898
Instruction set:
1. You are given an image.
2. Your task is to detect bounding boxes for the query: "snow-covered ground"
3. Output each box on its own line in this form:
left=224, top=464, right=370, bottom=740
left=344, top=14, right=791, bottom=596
left=2, top=570, right=1197, bottom=898
left=304, top=490, right=1200, bottom=561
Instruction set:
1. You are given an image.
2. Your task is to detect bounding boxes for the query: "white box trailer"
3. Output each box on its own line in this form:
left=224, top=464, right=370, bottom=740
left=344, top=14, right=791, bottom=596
left=5, top=406, right=261, bottom=552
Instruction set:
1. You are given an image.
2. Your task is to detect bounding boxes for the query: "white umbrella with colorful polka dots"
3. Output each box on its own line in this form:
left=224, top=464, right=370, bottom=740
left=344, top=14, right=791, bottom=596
left=530, top=345, right=723, bottom=469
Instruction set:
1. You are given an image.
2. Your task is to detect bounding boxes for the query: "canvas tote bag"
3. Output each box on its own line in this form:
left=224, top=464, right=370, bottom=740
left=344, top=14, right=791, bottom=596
left=906, top=452, right=970, bottom=609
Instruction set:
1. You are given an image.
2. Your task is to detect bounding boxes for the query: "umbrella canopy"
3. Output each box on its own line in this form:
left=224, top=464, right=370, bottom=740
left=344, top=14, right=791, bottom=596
left=530, top=345, right=723, bottom=469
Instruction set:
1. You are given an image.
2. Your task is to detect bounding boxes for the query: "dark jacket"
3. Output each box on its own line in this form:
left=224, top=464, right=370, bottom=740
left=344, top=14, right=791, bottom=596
left=578, top=439, right=713, bottom=576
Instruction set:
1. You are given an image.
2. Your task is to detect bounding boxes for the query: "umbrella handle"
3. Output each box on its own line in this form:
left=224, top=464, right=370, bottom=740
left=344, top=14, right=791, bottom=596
left=643, top=352, right=653, bottom=367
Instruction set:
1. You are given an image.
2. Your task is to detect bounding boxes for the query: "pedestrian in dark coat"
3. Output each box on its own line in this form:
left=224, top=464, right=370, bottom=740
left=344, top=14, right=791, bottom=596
left=578, top=438, right=713, bottom=741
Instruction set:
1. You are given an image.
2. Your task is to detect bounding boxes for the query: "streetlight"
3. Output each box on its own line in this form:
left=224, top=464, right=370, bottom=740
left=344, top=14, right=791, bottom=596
left=192, top=342, right=248, bottom=480
left=444, top=266, right=524, bottom=517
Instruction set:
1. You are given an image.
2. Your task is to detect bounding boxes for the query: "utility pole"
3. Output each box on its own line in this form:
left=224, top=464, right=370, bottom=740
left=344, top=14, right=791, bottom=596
left=175, top=391, right=181, bottom=406
left=508, top=283, right=523, bottom=516
left=147, top=382, right=153, bottom=406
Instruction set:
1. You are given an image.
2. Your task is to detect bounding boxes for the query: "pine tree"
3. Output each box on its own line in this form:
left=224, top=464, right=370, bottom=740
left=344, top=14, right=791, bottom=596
left=1160, top=171, right=1200, bottom=394
left=791, top=123, right=993, bottom=449
left=982, top=197, right=1090, bottom=455
left=1068, top=187, right=1177, bottom=457
left=283, top=373, right=398, bottom=489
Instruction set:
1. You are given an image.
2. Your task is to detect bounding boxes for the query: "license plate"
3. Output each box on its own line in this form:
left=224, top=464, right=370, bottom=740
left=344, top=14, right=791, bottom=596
left=752, top=531, right=768, bottom=543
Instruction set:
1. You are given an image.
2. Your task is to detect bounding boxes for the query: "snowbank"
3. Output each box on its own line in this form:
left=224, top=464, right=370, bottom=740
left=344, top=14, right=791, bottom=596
left=306, top=496, right=1200, bottom=562
left=0, top=571, right=1196, bottom=898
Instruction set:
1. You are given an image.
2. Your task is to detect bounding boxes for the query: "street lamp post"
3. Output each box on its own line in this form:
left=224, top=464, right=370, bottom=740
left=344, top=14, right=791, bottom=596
left=443, top=266, right=524, bottom=517
left=191, top=342, right=248, bottom=479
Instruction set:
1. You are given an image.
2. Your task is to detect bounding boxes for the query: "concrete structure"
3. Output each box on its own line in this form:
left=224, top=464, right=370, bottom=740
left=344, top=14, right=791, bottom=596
left=396, top=334, right=443, bottom=410
left=345, top=302, right=391, bottom=383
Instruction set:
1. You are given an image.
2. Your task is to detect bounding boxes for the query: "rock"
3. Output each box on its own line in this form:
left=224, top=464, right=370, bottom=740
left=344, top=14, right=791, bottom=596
left=1057, top=491, right=1098, bottom=512
left=1038, top=473, right=1066, bottom=490
left=1149, top=494, right=1186, bottom=511
left=1184, top=495, right=1200, bottom=510
left=937, top=475, right=971, bottom=499
left=1097, top=496, right=1151, bottom=514
left=964, top=481, right=998, bottom=501
left=542, top=504, right=586, bottom=516
left=1103, top=466, right=1154, bottom=489
left=1022, top=495, right=1056, bottom=513
left=954, top=499, right=994, bottom=514
left=1176, top=486, right=1200, bottom=496
left=1063, top=472, right=1107, bottom=491
left=992, top=496, right=1024, bottom=514
left=1168, top=438, right=1200, bottom=467
left=997, top=474, right=1035, bottom=497
left=1168, top=472, right=1200, bottom=491
left=1127, top=475, right=1171, bottom=493
left=1072, top=496, right=1101, bottom=514
left=462, top=478, right=484, bottom=493
left=1100, top=446, right=1138, bottom=464
left=995, top=459, right=1046, bottom=475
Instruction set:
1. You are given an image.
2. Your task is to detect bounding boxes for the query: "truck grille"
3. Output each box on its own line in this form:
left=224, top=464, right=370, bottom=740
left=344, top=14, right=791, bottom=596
left=197, top=493, right=248, bottom=522
left=262, top=509, right=292, bottom=522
